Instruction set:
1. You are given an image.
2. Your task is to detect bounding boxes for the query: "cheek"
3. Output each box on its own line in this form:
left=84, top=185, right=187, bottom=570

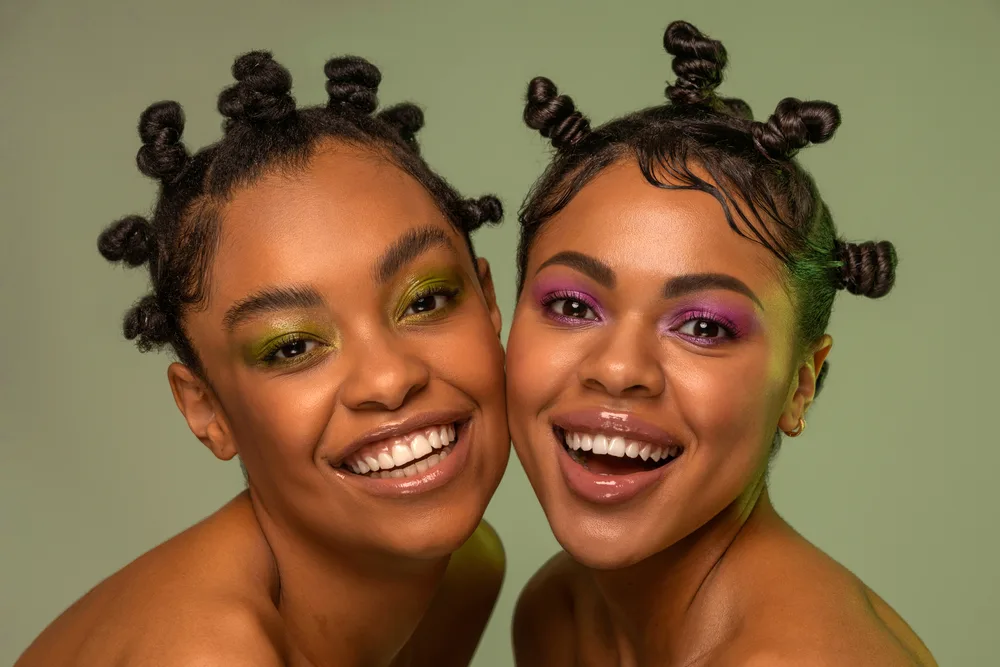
left=425, top=312, right=506, bottom=401
left=229, top=372, right=337, bottom=466
left=672, top=343, right=792, bottom=448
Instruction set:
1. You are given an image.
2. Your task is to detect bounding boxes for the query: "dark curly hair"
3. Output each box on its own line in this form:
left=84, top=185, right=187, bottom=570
left=98, top=51, right=503, bottom=375
left=519, top=20, right=897, bottom=399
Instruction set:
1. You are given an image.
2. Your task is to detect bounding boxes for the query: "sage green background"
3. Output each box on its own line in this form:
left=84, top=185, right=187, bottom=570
left=2, top=0, right=997, bottom=664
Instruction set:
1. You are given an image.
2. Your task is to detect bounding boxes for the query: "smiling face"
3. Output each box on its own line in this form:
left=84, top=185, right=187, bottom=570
left=506, top=160, right=820, bottom=568
left=172, top=141, right=509, bottom=560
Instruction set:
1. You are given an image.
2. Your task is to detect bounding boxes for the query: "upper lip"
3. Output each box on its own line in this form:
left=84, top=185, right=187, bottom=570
left=331, top=409, right=471, bottom=466
left=551, top=409, right=682, bottom=450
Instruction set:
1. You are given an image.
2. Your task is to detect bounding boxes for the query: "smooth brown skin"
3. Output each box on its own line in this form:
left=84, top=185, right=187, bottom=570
left=506, top=161, right=937, bottom=666
left=16, top=142, right=510, bottom=667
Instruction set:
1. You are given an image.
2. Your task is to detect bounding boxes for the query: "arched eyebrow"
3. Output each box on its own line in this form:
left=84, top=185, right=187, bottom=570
left=535, top=251, right=763, bottom=309
left=374, top=226, right=456, bottom=286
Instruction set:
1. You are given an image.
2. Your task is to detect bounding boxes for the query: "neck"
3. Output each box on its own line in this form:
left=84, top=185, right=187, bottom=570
left=248, top=489, right=450, bottom=667
left=590, top=475, right=773, bottom=665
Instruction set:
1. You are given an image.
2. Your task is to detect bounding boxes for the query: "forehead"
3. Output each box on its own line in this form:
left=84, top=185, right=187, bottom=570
left=209, top=143, right=463, bottom=307
left=531, top=160, right=782, bottom=287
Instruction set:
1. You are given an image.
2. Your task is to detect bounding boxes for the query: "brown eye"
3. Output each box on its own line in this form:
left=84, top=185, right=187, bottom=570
left=548, top=299, right=597, bottom=320
left=403, top=288, right=457, bottom=317
left=678, top=319, right=724, bottom=338
left=274, top=339, right=317, bottom=359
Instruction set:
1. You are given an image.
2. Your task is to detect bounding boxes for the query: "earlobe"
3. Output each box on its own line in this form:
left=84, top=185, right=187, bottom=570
left=778, top=335, right=833, bottom=436
left=167, top=363, right=238, bottom=461
left=475, top=257, right=503, bottom=338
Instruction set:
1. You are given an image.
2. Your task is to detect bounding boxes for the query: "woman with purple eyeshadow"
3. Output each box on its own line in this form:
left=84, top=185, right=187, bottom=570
left=503, top=19, right=937, bottom=667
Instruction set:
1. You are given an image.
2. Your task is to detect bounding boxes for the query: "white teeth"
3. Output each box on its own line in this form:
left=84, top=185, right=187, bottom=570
left=411, top=435, right=433, bottom=459
left=347, top=423, right=459, bottom=478
left=391, top=443, right=415, bottom=467
left=562, top=431, right=681, bottom=465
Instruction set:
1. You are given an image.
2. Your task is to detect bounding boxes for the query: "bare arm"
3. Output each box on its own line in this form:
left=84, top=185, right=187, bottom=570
left=391, top=520, right=506, bottom=667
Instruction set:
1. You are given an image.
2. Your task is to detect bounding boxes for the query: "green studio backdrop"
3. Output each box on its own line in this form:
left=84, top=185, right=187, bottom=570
left=1, top=0, right=997, bottom=664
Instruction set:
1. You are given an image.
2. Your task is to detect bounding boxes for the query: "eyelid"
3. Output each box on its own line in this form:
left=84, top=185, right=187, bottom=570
left=664, top=310, right=742, bottom=340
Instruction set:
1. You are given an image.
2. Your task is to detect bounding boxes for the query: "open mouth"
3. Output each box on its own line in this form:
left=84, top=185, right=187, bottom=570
left=553, top=425, right=683, bottom=476
left=340, top=420, right=466, bottom=480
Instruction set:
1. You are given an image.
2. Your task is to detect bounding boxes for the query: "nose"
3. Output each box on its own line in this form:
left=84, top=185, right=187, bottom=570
left=339, top=329, right=430, bottom=412
left=577, top=316, right=665, bottom=399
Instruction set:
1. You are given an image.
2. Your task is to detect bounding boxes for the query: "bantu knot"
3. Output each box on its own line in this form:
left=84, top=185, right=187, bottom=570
left=136, top=101, right=190, bottom=182
left=123, top=293, right=172, bottom=352
left=462, top=195, right=504, bottom=231
left=663, top=20, right=728, bottom=107
left=834, top=240, right=897, bottom=299
left=377, top=103, right=424, bottom=153
left=325, top=56, right=381, bottom=115
left=217, top=51, right=296, bottom=130
left=751, top=98, right=841, bottom=160
left=98, top=215, right=154, bottom=267
left=524, top=77, right=591, bottom=150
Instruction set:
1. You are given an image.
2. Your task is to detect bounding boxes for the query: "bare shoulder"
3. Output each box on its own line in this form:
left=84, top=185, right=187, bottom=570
left=512, top=551, right=586, bottom=667
left=127, top=602, right=285, bottom=667
left=15, top=494, right=284, bottom=667
left=727, top=522, right=937, bottom=667
left=391, top=520, right=506, bottom=667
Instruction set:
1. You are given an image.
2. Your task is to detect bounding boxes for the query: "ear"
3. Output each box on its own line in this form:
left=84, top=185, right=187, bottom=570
left=167, top=362, right=237, bottom=461
left=778, top=335, right=833, bottom=434
left=475, top=257, right=503, bottom=339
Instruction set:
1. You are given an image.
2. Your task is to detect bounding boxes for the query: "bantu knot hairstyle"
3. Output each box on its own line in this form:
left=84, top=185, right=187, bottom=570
left=325, top=55, right=380, bottom=114
left=99, top=50, right=502, bottom=371
left=218, top=51, right=296, bottom=129
left=136, top=101, right=190, bottom=182
left=834, top=240, right=896, bottom=298
left=524, top=77, right=592, bottom=150
left=518, top=18, right=897, bottom=410
left=378, top=103, right=424, bottom=154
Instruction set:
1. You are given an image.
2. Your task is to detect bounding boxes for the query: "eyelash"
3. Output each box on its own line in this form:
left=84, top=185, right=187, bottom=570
left=402, top=284, right=461, bottom=320
left=540, top=290, right=603, bottom=325
left=259, top=333, right=326, bottom=367
left=668, top=311, right=741, bottom=346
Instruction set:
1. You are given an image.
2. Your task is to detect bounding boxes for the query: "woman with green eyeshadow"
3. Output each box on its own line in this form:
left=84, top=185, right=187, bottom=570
left=15, top=51, right=510, bottom=667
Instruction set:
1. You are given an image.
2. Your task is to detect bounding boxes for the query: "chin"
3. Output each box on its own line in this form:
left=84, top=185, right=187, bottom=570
left=387, top=505, right=485, bottom=560
left=548, top=512, right=662, bottom=570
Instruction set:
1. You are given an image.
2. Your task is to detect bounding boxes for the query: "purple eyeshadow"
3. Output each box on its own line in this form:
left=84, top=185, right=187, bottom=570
left=659, top=298, right=759, bottom=341
left=531, top=277, right=606, bottom=322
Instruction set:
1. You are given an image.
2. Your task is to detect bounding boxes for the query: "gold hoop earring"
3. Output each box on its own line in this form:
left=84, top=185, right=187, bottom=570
left=784, top=417, right=806, bottom=438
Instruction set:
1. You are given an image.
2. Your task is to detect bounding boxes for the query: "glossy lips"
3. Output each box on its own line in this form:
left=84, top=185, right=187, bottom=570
left=551, top=410, right=684, bottom=505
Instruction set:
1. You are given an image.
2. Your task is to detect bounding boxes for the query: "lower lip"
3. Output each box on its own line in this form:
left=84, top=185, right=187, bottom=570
left=333, top=422, right=472, bottom=498
left=554, top=431, right=672, bottom=505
